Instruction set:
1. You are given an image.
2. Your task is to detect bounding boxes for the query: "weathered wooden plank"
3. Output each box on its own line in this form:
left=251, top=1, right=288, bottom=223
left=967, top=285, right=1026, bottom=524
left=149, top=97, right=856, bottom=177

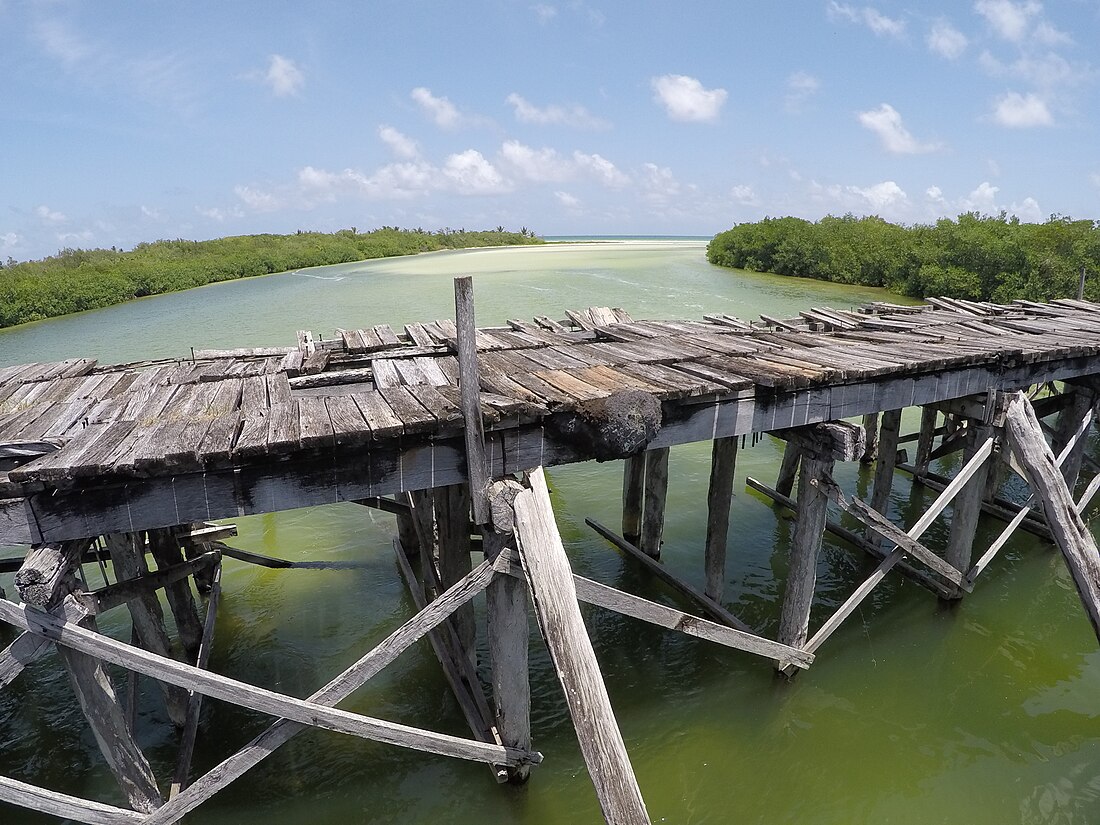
left=640, top=447, right=669, bottom=558
left=455, top=276, right=492, bottom=526
left=778, top=453, right=832, bottom=653
left=0, top=775, right=144, bottom=825
left=705, top=437, right=738, bottom=601
left=514, top=469, right=651, bottom=825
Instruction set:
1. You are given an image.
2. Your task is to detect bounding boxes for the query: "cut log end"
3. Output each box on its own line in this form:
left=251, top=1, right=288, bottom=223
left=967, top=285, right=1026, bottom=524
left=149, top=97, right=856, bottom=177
left=548, top=390, right=662, bottom=462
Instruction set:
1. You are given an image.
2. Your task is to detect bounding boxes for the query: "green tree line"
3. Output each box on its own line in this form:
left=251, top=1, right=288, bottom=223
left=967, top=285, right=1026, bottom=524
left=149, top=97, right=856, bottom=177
left=0, top=226, right=541, bottom=328
left=707, top=213, right=1100, bottom=302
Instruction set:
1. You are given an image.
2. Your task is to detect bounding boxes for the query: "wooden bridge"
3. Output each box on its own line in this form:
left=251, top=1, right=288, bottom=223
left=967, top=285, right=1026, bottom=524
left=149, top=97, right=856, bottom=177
left=3, top=281, right=1100, bottom=824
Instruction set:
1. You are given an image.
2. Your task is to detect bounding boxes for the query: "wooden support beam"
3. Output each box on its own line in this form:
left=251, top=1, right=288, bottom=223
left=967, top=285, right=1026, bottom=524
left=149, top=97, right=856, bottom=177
left=170, top=561, right=222, bottom=799
left=745, top=476, right=954, bottom=600
left=639, top=447, right=670, bottom=558
left=454, top=276, right=491, bottom=526
left=15, top=539, right=90, bottom=606
left=1003, top=392, right=1100, bottom=644
left=1052, top=388, right=1095, bottom=489
left=485, top=480, right=531, bottom=784
left=775, top=420, right=865, bottom=463
left=621, top=454, right=645, bottom=546
left=142, top=559, right=510, bottom=825
left=514, top=468, right=651, bottom=825
left=147, top=529, right=204, bottom=663
left=0, top=593, right=537, bottom=768
left=434, top=483, right=476, bottom=671
left=778, top=453, right=832, bottom=654
left=775, top=440, right=801, bottom=498
left=943, top=422, right=994, bottom=598
left=704, top=437, right=738, bottom=601
left=860, top=412, right=879, bottom=464
left=91, top=549, right=220, bottom=616
left=868, top=408, right=903, bottom=546
left=0, top=775, right=144, bottom=825
left=586, top=518, right=752, bottom=632
left=784, top=437, right=993, bottom=672
left=0, top=596, right=90, bottom=689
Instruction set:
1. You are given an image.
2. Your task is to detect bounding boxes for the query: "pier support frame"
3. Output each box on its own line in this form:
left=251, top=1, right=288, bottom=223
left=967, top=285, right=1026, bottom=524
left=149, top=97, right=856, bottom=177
left=704, top=437, right=738, bottom=601
left=639, top=448, right=670, bottom=559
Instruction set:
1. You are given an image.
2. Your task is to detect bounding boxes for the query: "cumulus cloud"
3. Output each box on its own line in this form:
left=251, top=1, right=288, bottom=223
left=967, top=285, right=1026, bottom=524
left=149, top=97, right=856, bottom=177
left=442, top=150, right=510, bottom=194
left=974, top=0, right=1041, bottom=42
left=848, top=180, right=907, bottom=209
left=927, top=20, right=968, bottom=58
left=505, top=93, right=609, bottom=129
left=730, top=184, right=760, bottom=206
left=57, top=229, right=94, bottom=245
left=234, top=185, right=283, bottom=212
left=857, top=103, right=940, bottom=153
left=573, top=151, right=630, bottom=187
left=992, top=91, right=1052, bottom=126
left=195, top=205, right=244, bottom=222
left=499, top=141, right=572, bottom=182
left=785, top=71, right=821, bottom=112
left=651, top=74, right=727, bottom=122
left=979, top=50, right=1091, bottom=90
left=36, top=205, right=66, bottom=223
left=411, top=87, right=462, bottom=128
left=826, top=2, right=906, bottom=37
left=555, top=191, right=580, bottom=208
left=262, top=55, right=304, bottom=97
left=378, top=125, right=419, bottom=160
left=1010, top=196, right=1042, bottom=221
left=1, top=232, right=21, bottom=250
left=962, top=181, right=1001, bottom=211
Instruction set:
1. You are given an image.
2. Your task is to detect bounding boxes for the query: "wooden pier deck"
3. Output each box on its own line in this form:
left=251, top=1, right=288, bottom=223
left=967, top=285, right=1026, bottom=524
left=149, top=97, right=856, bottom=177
left=5, top=290, right=1100, bottom=824
left=4, top=296, right=1100, bottom=546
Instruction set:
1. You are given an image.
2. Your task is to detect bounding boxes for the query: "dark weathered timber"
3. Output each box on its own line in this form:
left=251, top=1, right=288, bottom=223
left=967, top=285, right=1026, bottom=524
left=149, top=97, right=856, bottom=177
left=621, top=454, right=645, bottom=546
left=639, top=447, right=669, bottom=558
left=434, top=483, right=476, bottom=671
left=454, top=277, right=491, bottom=525
left=775, top=440, right=801, bottom=497
left=147, top=529, right=204, bottom=662
left=943, top=422, right=994, bottom=598
left=868, top=408, right=903, bottom=546
left=704, top=437, right=738, bottom=601
left=777, top=453, right=832, bottom=654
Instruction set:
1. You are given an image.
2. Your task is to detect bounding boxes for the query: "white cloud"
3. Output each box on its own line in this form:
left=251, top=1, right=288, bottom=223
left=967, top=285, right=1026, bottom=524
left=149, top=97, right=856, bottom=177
left=33, top=18, right=94, bottom=67
left=992, top=91, right=1052, bottom=126
left=505, top=93, right=609, bottom=129
left=57, top=229, right=94, bottom=245
left=573, top=151, right=630, bottom=187
left=651, top=74, right=727, bottom=122
left=785, top=71, right=821, bottom=112
left=1, top=232, right=20, bottom=250
left=499, top=141, right=572, bottom=182
left=963, top=181, right=1000, bottom=212
left=378, top=125, right=419, bottom=159
left=555, top=191, right=580, bottom=208
left=1010, top=196, right=1042, bottom=221
left=926, top=185, right=945, bottom=203
left=974, top=0, right=1041, bottom=42
left=1033, top=20, right=1072, bottom=46
left=827, top=2, right=906, bottom=37
left=262, top=55, right=304, bottom=97
left=531, top=4, right=557, bottom=23
left=927, top=20, right=968, bottom=58
left=195, top=205, right=244, bottom=222
left=442, top=150, right=510, bottom=194
left=1091, top=172, right=1100, bottom=189
left=140, top=205, right=163, bottom=220
left=730, top=184, right=760, bottom=206
left=979, top=50, right=1092, bottom=90
left=857, top=103, right=940, bottom=153
left=36, top=205, right=66, bottom=223
left=641, top=163, right=682, bottom=203
left=234, top=185, right=283, bottom=212
left=411, top=87, right=461, bottom=128
left=847, top=180, right=908, bottom=209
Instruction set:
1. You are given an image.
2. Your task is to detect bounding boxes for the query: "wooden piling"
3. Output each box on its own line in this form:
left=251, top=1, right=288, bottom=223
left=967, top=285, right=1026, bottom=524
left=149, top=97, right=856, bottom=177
left=514, top=468, right=651, bottom=824
left=868, top=409, right=903, bottom=543
left=915, top=406, right=938, bottom=473
left=943, top=422, right=993, bottom=598
left=704, top=437, right=738, bottom=601
left=776, top=441, right=801, bottom=497
left=103, top=532, right=189, bottom=727
left=778, top=453, right=832, bottom=653
left=1052, top=388, right=1095, bottom=490
left=147, top=529, right=204, bottom=662
left=621, top=454, right=645, bottom=546
left=860, top=412, right=880, bottom=464
left=639, top=447, right=669, bottom=558
left=434, top=483, right=476, bottom=670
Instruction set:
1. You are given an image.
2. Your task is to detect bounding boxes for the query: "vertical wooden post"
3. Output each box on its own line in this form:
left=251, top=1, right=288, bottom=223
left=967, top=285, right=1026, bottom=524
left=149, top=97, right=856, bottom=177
left=944, top=422, right=993, bottom=598
left=395, top=502, right=421, bottom=562
left=514, top=468, right=650, bottom=824
left=704, top=437, right=738, bottom=601
left=860, top=412, right=880, bottom=464
left=1052, top=388, right=1095, bottom=490
left=776, top=441, right=801, bottom=497
left=621, top=454, right=645, bottom=547
left=639, top=447, right=669, bottom=558
left=103, top=532, right=189, bottom=727
left=147, top=528, right=204, bottom=663
left=454, top=276, right=490, bottom=526
left=868, top=408, right=903, bottom=544
left=778, top=454, right=832, bottom=652
left=915, top=406, right=938, bottom=474
left=435, top=483, right=476, bottom=670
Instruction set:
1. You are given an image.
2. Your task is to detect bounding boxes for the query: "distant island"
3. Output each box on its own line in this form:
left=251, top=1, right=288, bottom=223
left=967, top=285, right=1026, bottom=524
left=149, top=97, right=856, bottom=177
left=708, top=213, right=1100, bottom=302
left=0, top=226, right=542, bottom=328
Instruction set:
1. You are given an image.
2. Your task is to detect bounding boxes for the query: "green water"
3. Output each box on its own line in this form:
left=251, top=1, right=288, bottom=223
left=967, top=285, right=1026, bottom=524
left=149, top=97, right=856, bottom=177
left=2, top=241, right=1099, bottom=824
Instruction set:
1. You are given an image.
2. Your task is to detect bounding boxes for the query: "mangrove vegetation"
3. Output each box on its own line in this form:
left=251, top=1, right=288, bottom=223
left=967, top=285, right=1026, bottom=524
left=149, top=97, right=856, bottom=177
left=0, top=226, right=541, bottom=328
left=708, top=213, right=1100, bottom=302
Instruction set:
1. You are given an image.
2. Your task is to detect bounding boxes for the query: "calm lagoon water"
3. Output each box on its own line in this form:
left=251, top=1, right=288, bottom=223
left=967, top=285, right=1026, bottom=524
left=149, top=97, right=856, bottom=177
left=2, top=241, right=1099, bottom=824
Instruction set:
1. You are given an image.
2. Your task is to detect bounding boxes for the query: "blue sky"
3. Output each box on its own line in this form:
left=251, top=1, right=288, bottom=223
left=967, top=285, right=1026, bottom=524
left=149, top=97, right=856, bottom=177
left=2, top=0, right=1098, bottom=261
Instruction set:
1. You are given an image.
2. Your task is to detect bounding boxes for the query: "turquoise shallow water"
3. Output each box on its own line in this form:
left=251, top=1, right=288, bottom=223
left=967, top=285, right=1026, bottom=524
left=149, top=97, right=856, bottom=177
left=2, top=241, right=1099, bottom=824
